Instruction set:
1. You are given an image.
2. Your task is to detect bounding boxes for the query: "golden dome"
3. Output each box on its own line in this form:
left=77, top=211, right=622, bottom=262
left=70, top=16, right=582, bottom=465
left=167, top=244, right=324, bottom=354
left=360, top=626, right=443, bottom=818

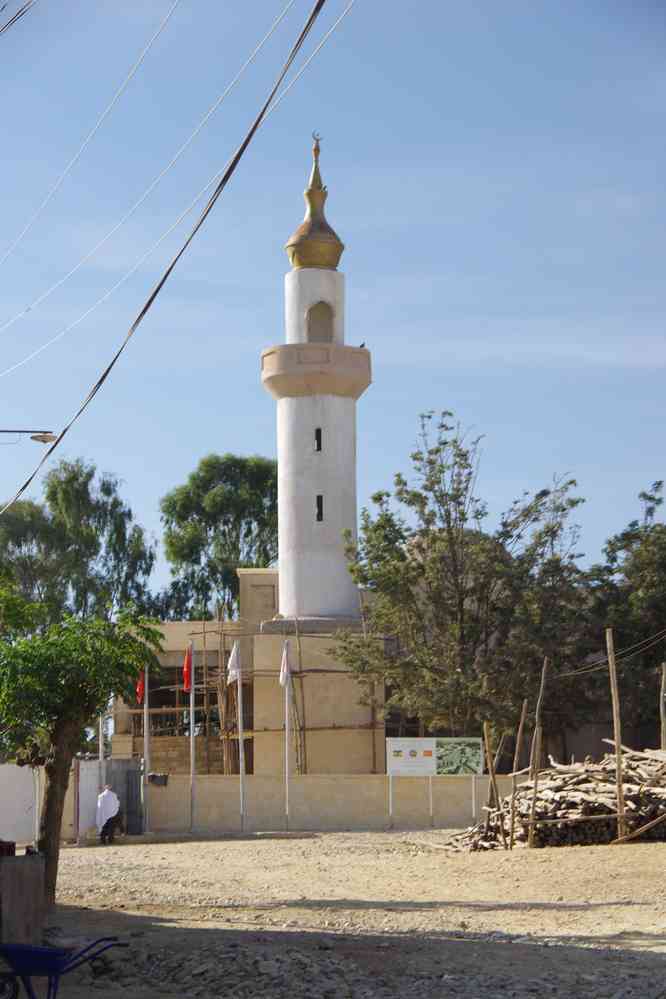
left=285, top=134, right=344, bottom=270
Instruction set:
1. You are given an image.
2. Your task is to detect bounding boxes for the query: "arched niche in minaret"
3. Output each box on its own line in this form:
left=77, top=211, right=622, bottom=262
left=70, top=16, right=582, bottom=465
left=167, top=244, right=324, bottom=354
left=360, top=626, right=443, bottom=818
left=306, top=301, right=334, bottom=343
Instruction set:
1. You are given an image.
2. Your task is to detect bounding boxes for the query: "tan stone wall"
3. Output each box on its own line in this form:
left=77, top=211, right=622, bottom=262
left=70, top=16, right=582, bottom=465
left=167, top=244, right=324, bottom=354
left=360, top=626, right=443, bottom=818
left=148, top=775, right=190, bottom=832
left=136, top=735, right=226, bottom=774
left=253, top=729, right=384, bottom=776
left=146, top=774, right=513, bottom=834
left=253, top=633, right=383, bottom=776
left=289, top=776, right=388, bottom=831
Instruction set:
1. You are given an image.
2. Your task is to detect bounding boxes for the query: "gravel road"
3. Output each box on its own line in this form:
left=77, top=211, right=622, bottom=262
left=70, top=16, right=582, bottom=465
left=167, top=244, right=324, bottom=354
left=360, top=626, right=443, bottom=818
left=34, top=830, right=666, bottom=997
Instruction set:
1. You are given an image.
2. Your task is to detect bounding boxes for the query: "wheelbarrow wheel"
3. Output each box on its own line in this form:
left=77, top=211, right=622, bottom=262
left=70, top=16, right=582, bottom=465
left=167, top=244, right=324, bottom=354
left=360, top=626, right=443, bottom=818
left=0, top=973, right=18, bottom=999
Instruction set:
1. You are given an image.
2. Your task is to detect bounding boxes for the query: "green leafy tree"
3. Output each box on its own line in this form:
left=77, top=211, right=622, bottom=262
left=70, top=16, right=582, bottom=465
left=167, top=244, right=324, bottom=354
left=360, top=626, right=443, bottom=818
left=338, top=412, right=588, bottom=742
left=0, top=459, right=156, bottom=621
left=586, top=481, right=666, bottom=726
left=0, top=571, right=44, bottom=641
left=0, top=609, right=161, bottom=903
left=160, top=453, right=278, bottom=617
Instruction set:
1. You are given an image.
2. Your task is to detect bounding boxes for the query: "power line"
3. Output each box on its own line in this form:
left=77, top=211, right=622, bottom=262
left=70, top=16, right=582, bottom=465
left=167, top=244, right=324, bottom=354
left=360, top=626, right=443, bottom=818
left=557, top=628, right=666, bottom=679
left=0, top=0, right=296, bottom=338
left=0, top=0, right=330, bottom=518
left=0, top=0, right=357, bottom=380
left=0, top=0, right=182, bottom=270
left=560, top=628, right=666, bottom=677
left=0, top=0, right=38, bottom=38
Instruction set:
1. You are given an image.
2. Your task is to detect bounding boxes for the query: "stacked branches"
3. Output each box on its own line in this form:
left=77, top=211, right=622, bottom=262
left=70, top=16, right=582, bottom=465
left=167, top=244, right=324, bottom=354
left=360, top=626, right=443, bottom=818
left=452, top=746, right=666, bottom=851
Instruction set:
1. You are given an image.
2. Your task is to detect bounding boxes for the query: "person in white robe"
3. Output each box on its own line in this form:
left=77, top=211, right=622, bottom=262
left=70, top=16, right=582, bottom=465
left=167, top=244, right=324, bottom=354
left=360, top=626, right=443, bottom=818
left=96, top=785, right=121, bottom=845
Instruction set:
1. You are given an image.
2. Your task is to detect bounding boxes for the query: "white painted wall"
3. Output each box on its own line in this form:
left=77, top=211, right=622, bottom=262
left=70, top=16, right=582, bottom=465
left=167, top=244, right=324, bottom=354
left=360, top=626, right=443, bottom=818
left=277, top=394, right=359, bottom=617
left=78, top=760, right=101, bottom=837
left=284, top=268, right=345, bottom=345
left=0, top=765, right=38, bottom=844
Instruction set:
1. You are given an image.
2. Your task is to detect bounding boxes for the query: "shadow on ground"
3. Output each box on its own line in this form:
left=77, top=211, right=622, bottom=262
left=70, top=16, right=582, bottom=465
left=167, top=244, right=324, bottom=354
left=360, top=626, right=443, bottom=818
left=12, top=899, right=663, bottom=999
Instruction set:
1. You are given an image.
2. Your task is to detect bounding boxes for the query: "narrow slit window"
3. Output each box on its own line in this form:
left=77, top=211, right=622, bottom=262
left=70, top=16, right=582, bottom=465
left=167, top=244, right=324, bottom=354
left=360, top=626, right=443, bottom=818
left=316, top=494, right=324, bottom=522
left=314, top=427, right=322, bottom=452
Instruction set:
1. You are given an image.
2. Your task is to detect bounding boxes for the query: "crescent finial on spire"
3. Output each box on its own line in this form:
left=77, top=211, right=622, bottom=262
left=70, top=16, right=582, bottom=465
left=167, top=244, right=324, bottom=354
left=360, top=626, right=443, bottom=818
left=309, top=131, right=324, bottom=191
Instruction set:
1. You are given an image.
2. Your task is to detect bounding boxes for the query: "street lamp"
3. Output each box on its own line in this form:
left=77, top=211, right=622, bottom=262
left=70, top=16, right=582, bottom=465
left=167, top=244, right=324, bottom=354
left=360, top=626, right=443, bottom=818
left=0, top=429, right=57, bottom=444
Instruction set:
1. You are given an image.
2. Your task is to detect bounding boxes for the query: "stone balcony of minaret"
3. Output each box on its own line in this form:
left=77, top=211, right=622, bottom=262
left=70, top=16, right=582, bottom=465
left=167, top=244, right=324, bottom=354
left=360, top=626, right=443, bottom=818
left=261, top=343, right=371, bottom=400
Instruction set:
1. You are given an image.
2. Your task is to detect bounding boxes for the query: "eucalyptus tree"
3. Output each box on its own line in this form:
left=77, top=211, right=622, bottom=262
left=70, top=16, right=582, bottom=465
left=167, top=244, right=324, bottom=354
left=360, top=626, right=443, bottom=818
left=0, top=458, right=156, bottom=621
left=160, top=453, right=278, bottom=617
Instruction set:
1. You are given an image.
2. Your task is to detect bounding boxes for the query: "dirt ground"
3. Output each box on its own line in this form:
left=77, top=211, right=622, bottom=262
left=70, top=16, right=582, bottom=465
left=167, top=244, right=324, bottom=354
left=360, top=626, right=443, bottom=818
left=20, top=830, right=666, bottom=997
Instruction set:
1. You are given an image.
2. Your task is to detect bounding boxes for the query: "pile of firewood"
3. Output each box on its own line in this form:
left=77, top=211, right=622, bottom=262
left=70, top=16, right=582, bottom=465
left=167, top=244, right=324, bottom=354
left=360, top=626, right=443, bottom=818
left=450, top=743, right=666, bottom=850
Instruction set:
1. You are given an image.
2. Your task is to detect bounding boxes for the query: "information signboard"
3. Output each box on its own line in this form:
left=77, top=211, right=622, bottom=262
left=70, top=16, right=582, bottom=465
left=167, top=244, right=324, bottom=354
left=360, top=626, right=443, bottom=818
left=386, top=738, right=436, bottom=776
left=386, top=737, right=484, bottom=776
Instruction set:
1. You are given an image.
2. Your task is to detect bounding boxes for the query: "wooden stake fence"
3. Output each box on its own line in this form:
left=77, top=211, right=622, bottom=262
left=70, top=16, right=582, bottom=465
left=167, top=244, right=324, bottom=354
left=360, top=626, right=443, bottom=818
left=605, top=628, right=627, bottom=840
left=660, top=662, right=666, bottom=753
left=483, top=722, right=508, bottom=850
left=527, top=658, right=548, bottom=848
left=510, top=698, right=529, bottom=849
left=529, top=658, right=549, bottom=781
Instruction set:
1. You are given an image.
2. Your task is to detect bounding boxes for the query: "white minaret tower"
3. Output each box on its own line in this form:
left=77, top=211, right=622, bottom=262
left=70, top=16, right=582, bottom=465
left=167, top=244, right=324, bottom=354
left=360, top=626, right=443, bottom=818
left=261, top=135, right=371, bottom=620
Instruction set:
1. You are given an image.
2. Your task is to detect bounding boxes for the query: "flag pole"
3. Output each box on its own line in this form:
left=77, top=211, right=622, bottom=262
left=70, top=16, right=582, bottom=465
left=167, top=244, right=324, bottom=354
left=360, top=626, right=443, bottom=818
left=237, top=660, right=245, bottom=832
left=285, top=646, right=290, bottom=831
left=189, top=640, right=196, bottom=834
left=98, top=714, right=106, bottom=789
left=143, top=665, right=150, bottom=833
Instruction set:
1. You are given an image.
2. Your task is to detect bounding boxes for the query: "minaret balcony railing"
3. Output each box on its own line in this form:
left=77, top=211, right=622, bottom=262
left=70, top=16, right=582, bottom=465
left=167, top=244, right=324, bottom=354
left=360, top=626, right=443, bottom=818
left=261, top=343, right=371, bottom=400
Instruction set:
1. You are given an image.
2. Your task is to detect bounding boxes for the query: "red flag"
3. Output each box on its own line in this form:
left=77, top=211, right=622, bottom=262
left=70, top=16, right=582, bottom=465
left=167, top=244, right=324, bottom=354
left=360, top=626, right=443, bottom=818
left=182, top=644, right=192, bottom=693
left=136, top=670, right=145, bottom=705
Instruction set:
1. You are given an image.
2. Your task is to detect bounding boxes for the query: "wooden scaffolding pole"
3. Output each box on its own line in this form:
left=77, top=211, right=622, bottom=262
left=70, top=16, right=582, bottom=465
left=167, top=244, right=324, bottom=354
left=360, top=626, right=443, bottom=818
left=203, top=619, right=210, bottom=774
left=294, top=615, right=307, bottom=774
left=359, top=589, right=377, bottom=773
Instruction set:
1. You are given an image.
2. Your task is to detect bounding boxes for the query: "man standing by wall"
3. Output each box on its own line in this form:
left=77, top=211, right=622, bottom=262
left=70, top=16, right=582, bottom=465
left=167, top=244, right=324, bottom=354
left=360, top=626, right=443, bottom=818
left=96, top=785, right=120, bottom=845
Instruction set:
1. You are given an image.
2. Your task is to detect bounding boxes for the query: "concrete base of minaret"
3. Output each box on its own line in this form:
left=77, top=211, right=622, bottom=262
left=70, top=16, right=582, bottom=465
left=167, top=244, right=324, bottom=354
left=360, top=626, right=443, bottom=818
left=260, top=614, right=363, bottom=636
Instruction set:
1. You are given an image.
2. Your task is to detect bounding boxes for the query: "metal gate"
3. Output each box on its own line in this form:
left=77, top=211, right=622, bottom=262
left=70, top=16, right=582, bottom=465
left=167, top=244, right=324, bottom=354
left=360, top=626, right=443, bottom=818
left=106, top=760, right=143, bottom=834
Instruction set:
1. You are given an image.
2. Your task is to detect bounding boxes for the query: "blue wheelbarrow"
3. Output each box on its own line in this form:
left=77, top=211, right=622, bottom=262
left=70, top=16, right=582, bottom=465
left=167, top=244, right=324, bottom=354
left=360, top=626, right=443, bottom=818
left=0, top=937, right=128, bottom=998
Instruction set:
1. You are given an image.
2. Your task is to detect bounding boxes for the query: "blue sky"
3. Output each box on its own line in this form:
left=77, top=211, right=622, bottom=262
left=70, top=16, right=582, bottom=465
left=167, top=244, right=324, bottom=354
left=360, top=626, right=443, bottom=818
left=0, top=0, right=664, bottom=587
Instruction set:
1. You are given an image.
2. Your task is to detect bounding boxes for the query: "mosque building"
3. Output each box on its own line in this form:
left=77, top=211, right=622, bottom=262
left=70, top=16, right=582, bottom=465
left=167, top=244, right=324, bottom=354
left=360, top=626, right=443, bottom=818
left=112, top=138, right=387, bottom=775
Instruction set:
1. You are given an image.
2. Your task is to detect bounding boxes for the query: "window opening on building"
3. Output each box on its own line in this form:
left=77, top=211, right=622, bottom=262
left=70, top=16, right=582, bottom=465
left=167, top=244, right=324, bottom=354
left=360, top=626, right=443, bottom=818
left=314, top=427, right=322, bottom=452
left=306, top=301, right=334, bottom=343
left=316, top=494, right=324, bottom=522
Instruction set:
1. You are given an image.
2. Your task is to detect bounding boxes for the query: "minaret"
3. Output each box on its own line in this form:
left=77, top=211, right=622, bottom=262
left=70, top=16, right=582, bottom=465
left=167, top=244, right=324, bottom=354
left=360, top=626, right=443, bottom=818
left=261, top=135, right=371, bottom=620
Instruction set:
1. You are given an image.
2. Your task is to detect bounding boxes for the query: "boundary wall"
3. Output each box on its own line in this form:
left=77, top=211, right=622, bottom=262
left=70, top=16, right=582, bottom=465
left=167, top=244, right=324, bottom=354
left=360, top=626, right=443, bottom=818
left=147, top=774, right=514, bottom=834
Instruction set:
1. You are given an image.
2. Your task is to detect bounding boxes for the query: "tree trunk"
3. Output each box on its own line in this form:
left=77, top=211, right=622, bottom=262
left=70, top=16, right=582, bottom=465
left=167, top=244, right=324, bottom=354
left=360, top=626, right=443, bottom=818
left=38, top=720, right=80, bottom=905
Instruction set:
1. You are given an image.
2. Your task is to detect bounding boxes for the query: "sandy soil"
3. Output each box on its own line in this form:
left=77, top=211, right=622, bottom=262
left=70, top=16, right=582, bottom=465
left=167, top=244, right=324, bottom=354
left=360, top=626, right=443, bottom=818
left=15, top=831, right=666, bottom=997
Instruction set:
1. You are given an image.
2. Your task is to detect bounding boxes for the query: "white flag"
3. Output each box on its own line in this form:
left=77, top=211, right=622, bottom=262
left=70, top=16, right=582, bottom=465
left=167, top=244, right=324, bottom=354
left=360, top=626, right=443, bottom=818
left=227, top=640, right=241, bottom=685
left=279, top=640, right=292, bottom=688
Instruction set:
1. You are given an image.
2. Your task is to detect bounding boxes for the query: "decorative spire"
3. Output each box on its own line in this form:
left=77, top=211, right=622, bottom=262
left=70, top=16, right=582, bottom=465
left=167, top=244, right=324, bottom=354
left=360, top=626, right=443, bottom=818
left=285, top=133, right=344, bottom=270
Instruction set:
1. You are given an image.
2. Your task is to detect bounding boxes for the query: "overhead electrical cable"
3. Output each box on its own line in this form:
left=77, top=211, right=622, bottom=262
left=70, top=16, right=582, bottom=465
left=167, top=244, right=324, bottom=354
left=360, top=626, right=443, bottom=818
left=0, top=0, right=330, bottom=518
left=0, top=0, right=182, bottom=270
left=0, top=0, right=38, bottom=38
left=557, top=627, right=666, bottom=679
left=0, top=0, right=296, bottom=337
left=0, top=0, right=357, bottom=380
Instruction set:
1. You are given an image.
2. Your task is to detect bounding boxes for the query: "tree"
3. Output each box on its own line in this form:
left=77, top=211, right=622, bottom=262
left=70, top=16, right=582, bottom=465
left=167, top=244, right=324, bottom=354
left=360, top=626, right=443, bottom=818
left=0, top=571, right=44, bottom=642
left=0, top=608, right=161, bottom=903
left=586, top=481, right=666, bottom=727
left=160, top=453, right=278, bottom=617
left=0, top=459, right=156, bottom=622
left=337, top=412, right=588, bottom=742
